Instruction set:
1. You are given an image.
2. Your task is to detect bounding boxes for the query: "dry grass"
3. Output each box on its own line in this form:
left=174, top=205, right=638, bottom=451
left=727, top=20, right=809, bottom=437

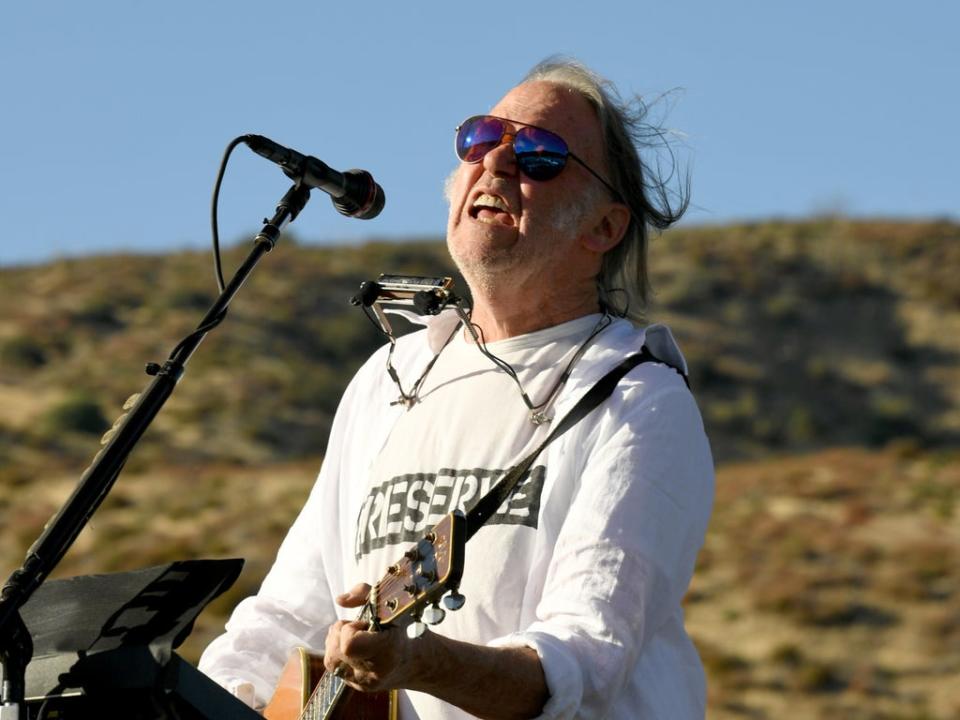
left=687, top=447, right=960, bottom=719
left=2, top=221, right=960, bottom=716
left=0, top=459, right=320, bottom=664
left=4, top=447, right=955, bottom=717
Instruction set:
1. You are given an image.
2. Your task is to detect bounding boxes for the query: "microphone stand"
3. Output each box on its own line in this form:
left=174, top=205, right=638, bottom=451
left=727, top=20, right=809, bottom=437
left=0, top=181, right=312, bottom=718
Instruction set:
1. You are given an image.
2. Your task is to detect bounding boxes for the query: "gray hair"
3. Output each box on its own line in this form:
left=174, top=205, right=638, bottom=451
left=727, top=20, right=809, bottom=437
left=523, top=58, right=689, bottom=322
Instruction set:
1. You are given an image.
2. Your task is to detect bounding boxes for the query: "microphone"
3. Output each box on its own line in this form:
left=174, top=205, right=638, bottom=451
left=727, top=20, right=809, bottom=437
left=242, top=134, right=385, bottom=220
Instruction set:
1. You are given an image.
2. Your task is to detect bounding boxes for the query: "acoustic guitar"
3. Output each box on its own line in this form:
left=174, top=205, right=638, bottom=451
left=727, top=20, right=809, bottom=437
left=263, top=511, right=466, bottom=720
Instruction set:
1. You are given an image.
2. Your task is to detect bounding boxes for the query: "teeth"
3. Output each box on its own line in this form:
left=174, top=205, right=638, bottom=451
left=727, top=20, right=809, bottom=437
left=473, top=193, right=508, bottom=212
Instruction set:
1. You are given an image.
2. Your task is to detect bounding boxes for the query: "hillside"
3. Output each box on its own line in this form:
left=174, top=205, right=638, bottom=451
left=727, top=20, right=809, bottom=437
left=1, top=219, right=958, bottom=718
left=2, top=219, right=957, bottom=475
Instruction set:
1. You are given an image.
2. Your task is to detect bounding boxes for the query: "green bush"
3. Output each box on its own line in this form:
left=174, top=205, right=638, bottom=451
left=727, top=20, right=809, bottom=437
left=41, top=393, right=110, bottom=436
left=1, top=335, right=47, bottom=369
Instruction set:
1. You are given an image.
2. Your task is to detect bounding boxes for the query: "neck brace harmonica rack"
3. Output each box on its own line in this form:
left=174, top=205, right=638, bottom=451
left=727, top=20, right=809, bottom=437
left=350, top=274, right=471, bottom=407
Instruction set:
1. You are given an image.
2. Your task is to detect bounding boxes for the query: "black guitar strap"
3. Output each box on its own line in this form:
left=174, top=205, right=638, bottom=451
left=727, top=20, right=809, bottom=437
left=464, top=346, right=687, bottom=542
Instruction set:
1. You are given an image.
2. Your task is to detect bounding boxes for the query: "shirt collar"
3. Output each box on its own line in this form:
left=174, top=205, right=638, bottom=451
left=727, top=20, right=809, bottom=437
left=383, top=307, right=463, bottom=353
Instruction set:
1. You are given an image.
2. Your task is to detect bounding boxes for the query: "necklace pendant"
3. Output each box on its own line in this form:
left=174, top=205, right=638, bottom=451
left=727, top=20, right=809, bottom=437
left=392, top=395, right=418, bottom=409
left=530, top=410, right=552, bottom=426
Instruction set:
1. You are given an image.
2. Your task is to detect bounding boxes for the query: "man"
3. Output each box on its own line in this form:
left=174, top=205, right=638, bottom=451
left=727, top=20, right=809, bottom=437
left=200, top=59, right=714, bottom=719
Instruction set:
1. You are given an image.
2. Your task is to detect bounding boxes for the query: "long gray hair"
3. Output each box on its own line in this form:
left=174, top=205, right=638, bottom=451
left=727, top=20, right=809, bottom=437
left=523, top=58, right=689, bottom=322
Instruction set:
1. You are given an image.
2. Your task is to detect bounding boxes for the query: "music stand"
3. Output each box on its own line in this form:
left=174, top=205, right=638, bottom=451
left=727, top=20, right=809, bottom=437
left=18, top=559, right=261, bottom=719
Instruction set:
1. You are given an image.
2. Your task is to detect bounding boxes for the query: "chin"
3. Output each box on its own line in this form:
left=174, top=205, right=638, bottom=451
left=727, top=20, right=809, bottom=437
left=451, top=242, right=533, bottom=302
left=450, top=217, right=515, bottom=257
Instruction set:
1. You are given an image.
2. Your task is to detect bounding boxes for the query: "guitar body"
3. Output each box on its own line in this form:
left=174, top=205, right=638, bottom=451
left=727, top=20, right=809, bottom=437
left=264, top=647, right=396, bottom=720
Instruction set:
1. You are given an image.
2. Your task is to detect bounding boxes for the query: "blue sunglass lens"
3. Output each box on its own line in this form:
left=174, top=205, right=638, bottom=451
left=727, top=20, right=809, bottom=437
left=457, top=116, right=505, bottom=162
left=456, top=116, right=570, bottom=181
left=514, top=126, right=569, bottom=181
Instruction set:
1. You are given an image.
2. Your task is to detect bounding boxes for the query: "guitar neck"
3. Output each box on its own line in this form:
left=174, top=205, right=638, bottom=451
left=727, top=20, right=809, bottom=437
left=293, top=511, right=465, bottom=720
left=302, top=671, right=349, bottom=720
left=299, top=604, right=373, bottom=720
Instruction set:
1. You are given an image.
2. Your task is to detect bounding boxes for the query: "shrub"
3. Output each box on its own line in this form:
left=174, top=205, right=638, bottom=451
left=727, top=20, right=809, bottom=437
left=794, top=660, right=846, bottom=693
left=41, top=393, right=110, bottom=436
left=1, top=335, right=47, bottom=369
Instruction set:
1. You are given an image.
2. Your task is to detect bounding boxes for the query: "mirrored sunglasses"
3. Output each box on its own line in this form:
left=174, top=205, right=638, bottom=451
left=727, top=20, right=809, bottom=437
left=454, top=114, right=620, bottom=199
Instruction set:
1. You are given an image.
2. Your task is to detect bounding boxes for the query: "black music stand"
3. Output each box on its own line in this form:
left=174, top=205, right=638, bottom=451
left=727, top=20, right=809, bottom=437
left=18, top=559, right=261, bottom=719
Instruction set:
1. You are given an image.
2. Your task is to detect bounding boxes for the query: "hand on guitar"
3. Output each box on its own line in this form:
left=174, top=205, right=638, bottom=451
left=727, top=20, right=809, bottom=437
left=323, top=582, right=549, bottom=720
left=304, top=511, right=546, bottom=719
left=323, top=582, right=413, bottom=693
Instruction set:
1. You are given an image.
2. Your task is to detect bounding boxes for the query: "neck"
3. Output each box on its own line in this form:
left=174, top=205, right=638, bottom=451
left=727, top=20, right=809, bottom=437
left=465, top=283, right=601, bottom=342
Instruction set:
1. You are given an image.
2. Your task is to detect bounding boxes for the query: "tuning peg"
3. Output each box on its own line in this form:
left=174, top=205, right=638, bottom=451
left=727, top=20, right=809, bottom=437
left=422, top=603, right=446, bottom=625
left=406, top=621, right=427, bottom=639
left=443, top=590, right=466, bottom=611
left=416, top=567, right=437, bottom=582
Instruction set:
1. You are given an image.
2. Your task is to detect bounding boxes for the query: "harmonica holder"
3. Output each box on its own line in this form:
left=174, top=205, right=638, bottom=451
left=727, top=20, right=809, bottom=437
left=351, top=275, right=470, bottom=408
left=351, top=275, right=470, bottom=339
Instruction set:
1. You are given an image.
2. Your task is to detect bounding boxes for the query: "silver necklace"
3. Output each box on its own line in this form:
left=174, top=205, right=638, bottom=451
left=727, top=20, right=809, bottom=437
left=387, top=304, right=611, bottom=425
left=387, top=319, right=461, bottom=409
left=460, top=310, right=612, bottom=425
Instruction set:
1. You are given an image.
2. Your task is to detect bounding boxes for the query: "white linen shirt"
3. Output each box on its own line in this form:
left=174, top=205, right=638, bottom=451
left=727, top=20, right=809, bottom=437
left=199, top=314, right=714, bottom=719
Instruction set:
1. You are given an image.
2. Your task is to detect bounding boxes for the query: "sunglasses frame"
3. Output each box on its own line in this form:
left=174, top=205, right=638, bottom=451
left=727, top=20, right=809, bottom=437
left=455, top=114, right=623, bottom=202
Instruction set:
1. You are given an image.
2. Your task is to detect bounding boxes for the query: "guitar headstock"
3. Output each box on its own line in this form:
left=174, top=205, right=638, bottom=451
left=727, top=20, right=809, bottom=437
left=370, top=511, right=466, bottom=631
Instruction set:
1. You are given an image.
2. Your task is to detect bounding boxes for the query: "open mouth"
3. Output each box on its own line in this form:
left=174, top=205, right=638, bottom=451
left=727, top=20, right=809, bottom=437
left=469, top=192, right=514, bottom=226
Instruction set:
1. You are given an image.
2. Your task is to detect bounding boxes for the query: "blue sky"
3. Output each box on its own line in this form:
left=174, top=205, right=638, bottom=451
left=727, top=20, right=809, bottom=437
left=1, top=1, right=957, bottom=266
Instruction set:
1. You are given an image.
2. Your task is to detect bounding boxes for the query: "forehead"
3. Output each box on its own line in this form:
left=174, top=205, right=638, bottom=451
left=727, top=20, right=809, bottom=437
left=490, top=81, right=605, bottom=162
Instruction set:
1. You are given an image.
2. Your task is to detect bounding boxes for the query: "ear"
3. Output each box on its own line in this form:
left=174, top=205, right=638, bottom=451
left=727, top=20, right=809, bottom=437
left=580, top=202, right=631, bottom=254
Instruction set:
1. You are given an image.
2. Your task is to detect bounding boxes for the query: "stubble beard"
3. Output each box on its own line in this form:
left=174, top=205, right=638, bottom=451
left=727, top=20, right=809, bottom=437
left=446, top=180, right=599, bottom=299
left=447, top=224, right=529, bottom=298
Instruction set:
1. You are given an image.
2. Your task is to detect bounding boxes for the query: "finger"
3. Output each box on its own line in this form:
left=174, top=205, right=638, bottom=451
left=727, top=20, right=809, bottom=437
left=338, top=621, right=376, bottom=656
left=323, top=621, right=350, bottom=671
left=341, top=624, right=401, bottom=662
left=335, top=582, right=372, bottom=608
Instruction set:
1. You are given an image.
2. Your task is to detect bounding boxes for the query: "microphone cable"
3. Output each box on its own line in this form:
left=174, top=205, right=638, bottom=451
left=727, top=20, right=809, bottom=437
left=210, top=135, right=248, bottom=294
left=160, top=136, right=246, bottom=365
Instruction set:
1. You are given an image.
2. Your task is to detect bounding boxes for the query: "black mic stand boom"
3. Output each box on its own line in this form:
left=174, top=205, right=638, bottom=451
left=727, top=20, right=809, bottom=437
left=0, top=181, right=312, bottom=716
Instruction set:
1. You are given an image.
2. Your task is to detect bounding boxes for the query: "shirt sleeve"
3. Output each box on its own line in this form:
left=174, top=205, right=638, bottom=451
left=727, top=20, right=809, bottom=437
left=197, top=340, right=416, bottom=709
left=197, top=460, right=341, bottom=708
left=197, top=356, right=378, bottom=708
left=489, top=371, right=714, bottom=718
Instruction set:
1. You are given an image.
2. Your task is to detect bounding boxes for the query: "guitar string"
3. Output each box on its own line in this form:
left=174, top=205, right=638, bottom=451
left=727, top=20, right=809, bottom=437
left=303, top=665, right=344, bottom=719
left=306, top=604, right=373, bottom=719
left=375, top=563, right=435, bottom=602
left=302, top=597, right=377, bottom=718
left=306, top=541, right=444, bottom=716
left=372, top=531, right=452, bottom=613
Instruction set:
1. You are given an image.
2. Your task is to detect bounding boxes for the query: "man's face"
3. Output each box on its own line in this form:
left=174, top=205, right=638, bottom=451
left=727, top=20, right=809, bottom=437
left=446, top=81, right=611, bottom=294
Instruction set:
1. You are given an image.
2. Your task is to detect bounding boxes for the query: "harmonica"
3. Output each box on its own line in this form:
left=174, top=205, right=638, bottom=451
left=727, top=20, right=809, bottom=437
left=350, top=274, right=456, bottom=315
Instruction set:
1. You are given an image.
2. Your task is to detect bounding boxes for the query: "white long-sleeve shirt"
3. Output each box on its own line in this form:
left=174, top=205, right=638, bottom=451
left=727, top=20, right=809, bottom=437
left=200, top=313, right=714, bottom=718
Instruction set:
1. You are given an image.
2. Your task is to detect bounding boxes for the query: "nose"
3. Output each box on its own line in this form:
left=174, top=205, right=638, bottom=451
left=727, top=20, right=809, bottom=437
left=481, top=132, right=518, bottom=178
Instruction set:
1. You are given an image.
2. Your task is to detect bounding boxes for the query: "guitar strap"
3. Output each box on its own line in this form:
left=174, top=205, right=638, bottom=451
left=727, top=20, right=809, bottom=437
left=463, top=345, right=687, bottom=542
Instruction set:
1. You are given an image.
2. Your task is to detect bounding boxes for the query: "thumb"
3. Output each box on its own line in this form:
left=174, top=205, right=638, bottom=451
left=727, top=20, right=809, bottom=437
left=336, top=582, right=372, bottom=608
